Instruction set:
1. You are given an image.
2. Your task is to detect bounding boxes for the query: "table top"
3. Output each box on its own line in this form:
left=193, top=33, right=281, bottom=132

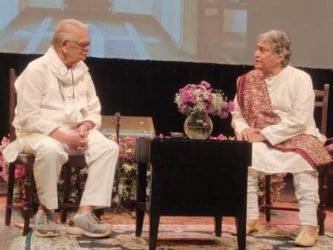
left=135, top=137, right=252, bottom=166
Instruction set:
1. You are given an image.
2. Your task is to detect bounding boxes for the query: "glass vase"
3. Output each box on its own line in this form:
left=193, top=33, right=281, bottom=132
left=184, top=113, right=213, bottom=139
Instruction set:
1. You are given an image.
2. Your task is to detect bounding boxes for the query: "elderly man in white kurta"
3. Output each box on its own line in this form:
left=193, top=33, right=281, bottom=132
left=3, top=19, right=119, bottom=238
left=231, top=30, right=332, bottom=247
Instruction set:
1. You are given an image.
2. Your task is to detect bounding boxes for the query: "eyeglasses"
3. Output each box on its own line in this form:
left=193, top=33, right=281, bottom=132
left=68, top=40, right=90, bottom=50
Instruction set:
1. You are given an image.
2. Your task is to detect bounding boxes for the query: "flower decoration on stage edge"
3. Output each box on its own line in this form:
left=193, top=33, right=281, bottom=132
left=0, top=134, right=286, bottom=206
left=174, top=80, right=234, bottom=119
left=0, top=136, right=10, bottom=182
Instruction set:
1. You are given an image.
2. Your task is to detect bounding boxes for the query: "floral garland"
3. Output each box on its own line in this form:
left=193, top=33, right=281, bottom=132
left=0, top=134, right=286, bottom=207
left=111, top=135, right=137, bottom=203
left=0, top=137, right=10, bottom=182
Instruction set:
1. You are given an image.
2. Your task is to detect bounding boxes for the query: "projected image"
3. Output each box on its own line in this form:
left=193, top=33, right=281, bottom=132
left=0, top=0, right=248, bottom=65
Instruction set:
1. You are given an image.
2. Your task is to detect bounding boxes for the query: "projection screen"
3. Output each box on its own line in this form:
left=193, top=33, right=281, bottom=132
left=0, top=0, right=332, bottom=69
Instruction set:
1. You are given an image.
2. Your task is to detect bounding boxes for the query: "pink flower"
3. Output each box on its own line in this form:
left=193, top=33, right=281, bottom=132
left=226, top=101, right=235, bottom=112
left=15, top=164, right=26, bottom=179
left=210, top=134, right=226, bottom=141
left=220, top=110, right=230, bottom=119
left=70, top=176, right=77, bottom=184
left=125, top=137, right=136, bottom=146
left=181, top=89, right=196, bottom=106
left=199, top=80, right=211, bottom=89
left=205, top=90, right=213, bottom=103
left=0, top=137, right=10, bottom=148
left=174, top=81, right=233, bottom=119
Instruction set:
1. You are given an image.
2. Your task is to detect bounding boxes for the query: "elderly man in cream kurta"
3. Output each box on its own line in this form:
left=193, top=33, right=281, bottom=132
left=4, top=19, right=119, bottom=238
left=231, top=30, right=332, bottom=247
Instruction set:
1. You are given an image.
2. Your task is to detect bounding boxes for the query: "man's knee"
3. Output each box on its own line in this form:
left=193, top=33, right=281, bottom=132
left=100, top=139, right=119, bottom=158
left=35, top=138, right=67, bottom=160
left=107, top=140, right=119, bottom=152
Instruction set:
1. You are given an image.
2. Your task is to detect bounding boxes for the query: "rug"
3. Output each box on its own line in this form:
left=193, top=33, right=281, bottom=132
left=18, top=223, right=333, bottom=250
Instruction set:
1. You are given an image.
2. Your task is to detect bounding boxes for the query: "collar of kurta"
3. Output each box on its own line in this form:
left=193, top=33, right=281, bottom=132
left=46, top=46, right=89, bottom=85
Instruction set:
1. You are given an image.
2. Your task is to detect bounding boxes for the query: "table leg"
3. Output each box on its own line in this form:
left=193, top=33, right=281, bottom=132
left=235, top=216, right=246, bottom=250
left=136, top=162, right=147, bottom=237
left=149, top=211, right=160, bottom=250
left=214, top=215, right=222, bottom=237
left=135, top=209, right=145, bottom=237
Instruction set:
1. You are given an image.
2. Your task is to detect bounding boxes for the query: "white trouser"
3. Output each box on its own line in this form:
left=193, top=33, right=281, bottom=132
left=247, top=168, right=319, bottom=227
left=20, top=130, right=119, bottom=210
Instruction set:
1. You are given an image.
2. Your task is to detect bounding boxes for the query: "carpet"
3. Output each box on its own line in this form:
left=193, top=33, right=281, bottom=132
left=20, top=224, right=333, bottom=250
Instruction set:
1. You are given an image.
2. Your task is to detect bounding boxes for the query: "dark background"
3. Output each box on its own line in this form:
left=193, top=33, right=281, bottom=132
left=1, top=53, right=332, bottom=139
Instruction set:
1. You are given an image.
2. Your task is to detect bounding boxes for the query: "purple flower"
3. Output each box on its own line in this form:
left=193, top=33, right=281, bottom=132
left=125, top=137, right=136, bottom=146
left=227, top=101, right=235, bottom=111
left=174, top=81, right=233, bottom=119
left=1, top=137, right=10, bottom=147
left=209, top=134, right=227, bottom=141
left=70, top=176, right=78, bottom=184
left=199, top=80, right=211, bottom=89
left=181, top=89, right=196, bottom=105
left=220, top=111, right=229, bottom=119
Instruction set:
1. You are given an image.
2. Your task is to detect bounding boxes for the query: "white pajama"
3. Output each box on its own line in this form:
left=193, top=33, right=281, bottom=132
left=247, top=168, right=319, bottom=226
left=79, top=130, right=119, bottom=208
left=19, top=130, right=119, bottom=210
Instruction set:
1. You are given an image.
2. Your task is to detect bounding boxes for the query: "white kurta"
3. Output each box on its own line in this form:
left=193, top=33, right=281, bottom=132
left=232, top=66, right=321, bottom=226
left=14, top=47, right=101, bottom=137
left=231, top=65, right=325, bottom=174
left=4, top=47, right=119, bottom=210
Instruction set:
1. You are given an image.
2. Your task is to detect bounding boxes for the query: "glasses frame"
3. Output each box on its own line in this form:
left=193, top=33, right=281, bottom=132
left=68, top=40, right=90, bottom=50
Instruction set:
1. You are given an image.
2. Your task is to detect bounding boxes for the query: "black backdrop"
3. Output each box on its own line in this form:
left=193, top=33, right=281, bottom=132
left=1, top=53, right=332, bottom=139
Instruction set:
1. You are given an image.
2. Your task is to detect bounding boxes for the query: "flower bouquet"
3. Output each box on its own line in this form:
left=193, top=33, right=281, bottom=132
left=174, top=80, right=234, bottom=139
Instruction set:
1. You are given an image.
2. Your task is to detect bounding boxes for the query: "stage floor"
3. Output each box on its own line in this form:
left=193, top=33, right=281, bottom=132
left=0, top=178, right=333, bottom=249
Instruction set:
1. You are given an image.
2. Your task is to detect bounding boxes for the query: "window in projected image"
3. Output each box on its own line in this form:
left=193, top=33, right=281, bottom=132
left=0, top=0, right=332, bottom=68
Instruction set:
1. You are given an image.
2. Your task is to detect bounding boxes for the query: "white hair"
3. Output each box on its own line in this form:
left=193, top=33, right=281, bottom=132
left=51, top=19, right=88, bottom=47
left=258, top=30, right=291, bottom=67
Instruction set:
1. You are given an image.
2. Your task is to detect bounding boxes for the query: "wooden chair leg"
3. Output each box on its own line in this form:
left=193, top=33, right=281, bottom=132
left=22, top=206, right=34, bottom=235
left=317, top=166, right=329, bottom=235
left=61, top=163, right=71, bottom=223
left=5, top=163, right=16, bottom=226
left=264, top=175, right=272, bottom=222
left=22, top=173, right=35, bottom=235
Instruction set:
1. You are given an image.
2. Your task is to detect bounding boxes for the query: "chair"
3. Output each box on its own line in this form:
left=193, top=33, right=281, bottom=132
left=261, top=83, right=332, bottom=235
left=5, top=68, right=37, bottom=235
left=5, top=68, right=120, bottom=235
